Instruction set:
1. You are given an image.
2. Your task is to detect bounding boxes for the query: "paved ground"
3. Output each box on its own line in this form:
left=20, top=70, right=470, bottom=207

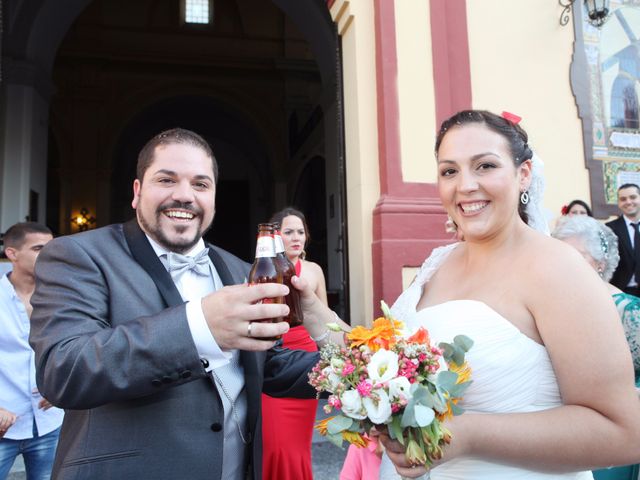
left=8, top=443, right=347, bottom=479
left=8, top=401, right=349, bottom=479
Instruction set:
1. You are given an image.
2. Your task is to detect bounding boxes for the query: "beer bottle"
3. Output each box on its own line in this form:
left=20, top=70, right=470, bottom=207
left=249, top=223, right=284, bottom=338
left=272, top=223, right=304, bottom=327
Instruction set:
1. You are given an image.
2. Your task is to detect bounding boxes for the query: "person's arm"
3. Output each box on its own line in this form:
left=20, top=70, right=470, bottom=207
left=291, top=275, right=349, bottom=346
left=308, top=261, right=329, bottom=306
left=30, top=236, right=289, bottom=410
left=383, top=242, right=640, bottom=477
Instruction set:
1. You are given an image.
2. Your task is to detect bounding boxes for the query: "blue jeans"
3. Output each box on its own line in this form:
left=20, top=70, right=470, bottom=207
left=0, top=425, right=60, bottom=480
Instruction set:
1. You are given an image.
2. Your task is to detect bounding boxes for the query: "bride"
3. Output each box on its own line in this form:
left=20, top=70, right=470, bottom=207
left=299, top=110, right=640, bottom=479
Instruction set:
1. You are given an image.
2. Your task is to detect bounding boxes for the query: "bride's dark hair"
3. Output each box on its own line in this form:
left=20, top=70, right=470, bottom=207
left=434, top=110, right=533, bottom=224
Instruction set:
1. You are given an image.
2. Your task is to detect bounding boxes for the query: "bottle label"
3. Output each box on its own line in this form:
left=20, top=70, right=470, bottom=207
left=255, top=236, right=275, bottom=258
left=274, top=234, right=286, bottom=254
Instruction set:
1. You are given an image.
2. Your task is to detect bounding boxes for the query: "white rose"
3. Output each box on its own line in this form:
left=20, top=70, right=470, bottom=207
left=322, top=366, right=342, bottom=393
left=388, top=376, right=412, bottom=402
left=368, top=349, right=399, bottom=383
left=363, top=388, right=392, bottom=424
left=340, top=389, right=367, bottom=420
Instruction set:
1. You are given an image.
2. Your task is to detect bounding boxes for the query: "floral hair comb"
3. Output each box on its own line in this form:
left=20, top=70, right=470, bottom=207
left=501, top=111, right=522, bottom=124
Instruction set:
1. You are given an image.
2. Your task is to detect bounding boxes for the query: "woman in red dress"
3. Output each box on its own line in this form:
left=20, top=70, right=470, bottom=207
left=261, top=207, right=327, bottom=480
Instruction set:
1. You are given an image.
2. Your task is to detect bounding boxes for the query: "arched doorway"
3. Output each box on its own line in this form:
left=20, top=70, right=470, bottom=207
left=2, top=0, right=349, bottom=317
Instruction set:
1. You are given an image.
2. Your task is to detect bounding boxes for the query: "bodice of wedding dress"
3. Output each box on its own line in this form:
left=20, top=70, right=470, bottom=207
left=379, top=243, right=593, bottom=480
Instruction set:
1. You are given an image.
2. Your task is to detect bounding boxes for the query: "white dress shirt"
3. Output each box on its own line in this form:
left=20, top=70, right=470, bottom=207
left=146, top=236, right=232, bottom=370
left=623, top=216, right=639, bottom=287
left=0, top=273, right=64, bottom=440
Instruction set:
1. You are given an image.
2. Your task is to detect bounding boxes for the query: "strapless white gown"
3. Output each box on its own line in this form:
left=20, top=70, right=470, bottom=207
left=378, top=244, right=593, bottom=480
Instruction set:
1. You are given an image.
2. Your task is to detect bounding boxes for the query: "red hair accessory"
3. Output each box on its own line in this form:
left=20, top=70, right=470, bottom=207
left=501, top=111, right=522, bottom=124
left=561, top=205, right=569, bottom=215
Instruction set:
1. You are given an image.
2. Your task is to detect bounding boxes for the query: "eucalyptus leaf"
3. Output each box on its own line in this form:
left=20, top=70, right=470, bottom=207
left=431, top=389, right=447, bottom=413
left=439, top=342, right=454, bottom=361
left=414, top=388, right=436, bottom=409
left=401, top=402, right=416, bottom=428
left=390, top=415, right=405, bottom=445
left=453, top=334, right=474, bottom=352
left=327, top=415, right=353, bottom=435
left=414, top=404, right=436, bottom=427
left=448, top=380, right=472, bottom=398
left=436, top=370, right=458, bottom=391
left=411, top=384, right=430, bottom=403
left=327, top=432, right=344, bottom=448
left=450, top=402, right=466, bottom=416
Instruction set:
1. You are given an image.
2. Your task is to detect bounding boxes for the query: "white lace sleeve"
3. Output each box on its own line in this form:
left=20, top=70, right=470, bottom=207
left=390, top=243, right=459, bottom=322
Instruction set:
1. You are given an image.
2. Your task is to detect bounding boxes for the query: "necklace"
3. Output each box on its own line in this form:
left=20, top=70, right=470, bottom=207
left=210, top=370, right=249, bottom=445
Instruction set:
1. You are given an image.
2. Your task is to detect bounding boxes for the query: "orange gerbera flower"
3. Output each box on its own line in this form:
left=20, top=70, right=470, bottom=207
left=347, top=316, right=404, bottom=352
left=407, top=327, right=430, bottom=345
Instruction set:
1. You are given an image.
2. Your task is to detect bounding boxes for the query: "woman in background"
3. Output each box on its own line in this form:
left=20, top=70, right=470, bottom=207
left=261, top=207, right=328, bottom=480
left=552, top=215, right=640, bottom=480
left=562, top=199, right=593, bottom=217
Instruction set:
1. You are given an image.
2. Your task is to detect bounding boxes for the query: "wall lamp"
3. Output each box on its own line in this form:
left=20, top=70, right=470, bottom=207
left=71, top=208, right=96, bottom=232
left=560, top=0, right=610, bottom=27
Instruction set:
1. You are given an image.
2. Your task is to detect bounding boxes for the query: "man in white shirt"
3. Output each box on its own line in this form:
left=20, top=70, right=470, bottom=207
left=0, top=222, right=63, bottom=480
left=607, top=183, right=640, bottom=296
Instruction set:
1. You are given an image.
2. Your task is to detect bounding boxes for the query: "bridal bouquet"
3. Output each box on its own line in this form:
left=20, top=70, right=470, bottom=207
left=308, top=301, right=473, bottom=470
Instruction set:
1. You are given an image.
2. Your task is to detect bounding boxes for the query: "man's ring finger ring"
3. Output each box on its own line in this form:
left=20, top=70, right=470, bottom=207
left=247, top=322, right=253, bottom=337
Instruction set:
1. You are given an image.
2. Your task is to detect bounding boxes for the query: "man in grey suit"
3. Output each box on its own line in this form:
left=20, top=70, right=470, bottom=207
left=29, top=128, right=321, bottom=479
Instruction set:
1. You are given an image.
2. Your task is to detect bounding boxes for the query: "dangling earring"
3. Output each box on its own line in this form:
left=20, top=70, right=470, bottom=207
left=520, top=191, right=530, bottom=205
left=444, top=215, right=458, bottom=234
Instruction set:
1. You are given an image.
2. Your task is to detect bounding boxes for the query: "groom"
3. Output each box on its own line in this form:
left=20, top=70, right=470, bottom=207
left=29, top=128, right=319, bottom=479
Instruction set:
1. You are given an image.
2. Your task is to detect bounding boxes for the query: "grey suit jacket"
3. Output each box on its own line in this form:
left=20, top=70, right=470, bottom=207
left=30, top=220, right=318, bottom=480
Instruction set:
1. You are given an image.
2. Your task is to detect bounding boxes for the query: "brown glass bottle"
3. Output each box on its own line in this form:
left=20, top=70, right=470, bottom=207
left=272, top=223, right=304, bottom=327
left=248, top=223, right=284, bottom=339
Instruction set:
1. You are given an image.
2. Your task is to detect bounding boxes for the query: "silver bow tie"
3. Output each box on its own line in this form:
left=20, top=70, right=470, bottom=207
left=165, top=248, right=210, bottom=277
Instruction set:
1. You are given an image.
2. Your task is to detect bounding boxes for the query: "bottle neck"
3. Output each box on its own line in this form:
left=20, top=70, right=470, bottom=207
left=255, top=233, right=276, bottom=258
left=273, top=232, right=286, bottom=255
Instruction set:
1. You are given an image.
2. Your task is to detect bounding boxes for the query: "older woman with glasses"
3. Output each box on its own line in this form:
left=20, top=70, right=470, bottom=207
left=553, top=214, right=640, bottom=480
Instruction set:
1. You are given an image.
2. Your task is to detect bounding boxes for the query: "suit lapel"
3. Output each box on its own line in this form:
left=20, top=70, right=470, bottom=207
left=123, top=219, right=184, bottom=308
left=207, top=247, right=235, bottom=286
left=616, top=216, right=634, bottom=258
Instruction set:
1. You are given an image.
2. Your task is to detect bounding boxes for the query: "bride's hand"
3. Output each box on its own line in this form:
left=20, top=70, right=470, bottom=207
left=378, top=431, right=431, bottom=478
left=378, top=417, right=468, bottom=477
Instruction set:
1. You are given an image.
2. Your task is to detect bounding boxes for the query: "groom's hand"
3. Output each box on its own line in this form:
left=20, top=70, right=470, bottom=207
left=201, top=283, right=290, bottom=351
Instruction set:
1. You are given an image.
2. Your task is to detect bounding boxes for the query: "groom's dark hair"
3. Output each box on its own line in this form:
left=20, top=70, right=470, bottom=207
left=136, top=128, right=219, bottom=184
left=435, top=110, right=533, bottom=224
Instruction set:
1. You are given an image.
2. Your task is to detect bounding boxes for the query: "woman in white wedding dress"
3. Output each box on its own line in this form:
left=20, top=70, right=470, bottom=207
left=297, top=110, right=640, bottom=479
left=372, top=110, right=640, bottom=479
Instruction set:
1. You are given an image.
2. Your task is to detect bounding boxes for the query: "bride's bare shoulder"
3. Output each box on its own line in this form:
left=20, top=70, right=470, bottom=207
left=525, top=232, right=597, bottom=281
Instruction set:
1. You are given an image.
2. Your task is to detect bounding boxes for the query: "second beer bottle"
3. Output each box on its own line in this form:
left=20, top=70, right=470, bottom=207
left=248, top=223, right=284, bottom=339
left=272, top=223, right=304, bottom=327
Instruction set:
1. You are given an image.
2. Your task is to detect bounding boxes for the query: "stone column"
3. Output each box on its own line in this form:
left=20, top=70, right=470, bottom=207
left=0, top=58, right=53, bottom=232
